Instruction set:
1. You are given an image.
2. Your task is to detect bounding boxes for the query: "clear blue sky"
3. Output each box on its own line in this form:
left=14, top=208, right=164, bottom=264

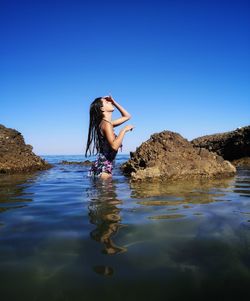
left=1, top=0, right=249, bottom=155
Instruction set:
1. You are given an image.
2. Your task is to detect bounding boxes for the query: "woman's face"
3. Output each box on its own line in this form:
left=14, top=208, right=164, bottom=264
left=101, top=98, right=114, bottom=112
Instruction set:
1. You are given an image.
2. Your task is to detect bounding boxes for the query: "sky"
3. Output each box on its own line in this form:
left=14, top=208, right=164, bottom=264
left=1, top=0, right=249, bottom=155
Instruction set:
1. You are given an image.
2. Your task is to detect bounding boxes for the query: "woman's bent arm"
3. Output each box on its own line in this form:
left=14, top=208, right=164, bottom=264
left=102, top=124, right=134, bottom=151
left=104, top=96, right=131, bottom=127
left=113, top=100, right=131, bottom=119
left=112, top=129, right=126, bottom=151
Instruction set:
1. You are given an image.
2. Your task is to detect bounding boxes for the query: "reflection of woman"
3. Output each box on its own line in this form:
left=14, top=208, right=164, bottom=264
left=88, top=179, right=127, bottom=255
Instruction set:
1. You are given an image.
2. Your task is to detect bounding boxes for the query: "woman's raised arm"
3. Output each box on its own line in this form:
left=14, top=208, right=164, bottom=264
left=104, top=96, right=131, bottom=127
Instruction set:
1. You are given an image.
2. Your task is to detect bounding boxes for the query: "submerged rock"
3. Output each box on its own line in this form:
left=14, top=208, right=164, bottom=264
left=0, top=124, right=51, bottom=174
left=191, top=125, right=250, bottom=161
left=121, top=130, right=236, bottom=181
left=60, top=160, right=92, bottom=166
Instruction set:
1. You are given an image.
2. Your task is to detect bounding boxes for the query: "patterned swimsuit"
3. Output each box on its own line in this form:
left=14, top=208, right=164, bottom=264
left=88, top=129, right=118, bottom=178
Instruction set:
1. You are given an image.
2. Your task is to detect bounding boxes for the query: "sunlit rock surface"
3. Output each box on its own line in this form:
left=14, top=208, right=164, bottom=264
left=121, top=130, right=236, bottom=181
left=0, top=124, right=51, bottom=174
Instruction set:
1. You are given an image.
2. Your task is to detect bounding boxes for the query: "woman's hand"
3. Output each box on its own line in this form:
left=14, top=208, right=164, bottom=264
left=103, top=95, right=115, bottom=105
left=123, top=125, right=134, bottom=132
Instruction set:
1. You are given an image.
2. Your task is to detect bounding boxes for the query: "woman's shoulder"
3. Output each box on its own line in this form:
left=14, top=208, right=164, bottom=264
left=100, top=119, right=113, bottom=127
left=99, top=120, right=112, bottom=137
left=100, top=119, right=114, bottom=132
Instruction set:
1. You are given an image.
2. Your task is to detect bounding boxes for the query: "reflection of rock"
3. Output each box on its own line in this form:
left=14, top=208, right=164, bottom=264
left=60, top=160, right=92, bottom=166
left=0, top=172, right=37, bottom=215
left=149, top=214, right=186, bottom=220
left=0, top=124, right=51, bottom=174
left=191, top=126, right=250, bottom=161
left=129, top=176, right=237, bottom=220
left=121, top=130, right=236, bottom=181
left=130, top=177, right=234, bottom=205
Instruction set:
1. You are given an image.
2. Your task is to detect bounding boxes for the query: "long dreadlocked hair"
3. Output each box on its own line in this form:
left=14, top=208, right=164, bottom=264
left=85, top=97, right=104, bottom=157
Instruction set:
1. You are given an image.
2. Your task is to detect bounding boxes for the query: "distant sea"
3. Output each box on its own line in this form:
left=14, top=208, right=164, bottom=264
left=0, top=154, right=250, bottom=301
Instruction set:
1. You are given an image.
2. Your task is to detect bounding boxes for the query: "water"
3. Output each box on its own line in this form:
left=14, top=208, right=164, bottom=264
left=0, top=154, right=250, bottom=301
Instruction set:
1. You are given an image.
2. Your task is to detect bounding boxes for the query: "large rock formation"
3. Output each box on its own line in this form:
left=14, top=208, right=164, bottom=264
left=0, top=124, right=51, bottom=174
left=121, top=130, right=236, bottom=181
left=191, top=126, right=250, bottom=161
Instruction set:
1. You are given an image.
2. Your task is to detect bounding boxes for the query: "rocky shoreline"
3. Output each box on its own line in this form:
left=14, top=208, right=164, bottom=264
left=1, top=124, right=249, bottom=179
left=0, top=124, right=51, bottom=174
left=121, top=130, right=236, bottom=182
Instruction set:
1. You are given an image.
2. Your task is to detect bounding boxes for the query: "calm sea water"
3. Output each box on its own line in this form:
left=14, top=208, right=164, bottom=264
left=0, top=154, right=250, bottom=301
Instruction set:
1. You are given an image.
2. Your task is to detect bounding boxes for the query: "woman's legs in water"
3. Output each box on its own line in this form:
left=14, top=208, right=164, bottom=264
left=100, top=172, right=112, bottom=180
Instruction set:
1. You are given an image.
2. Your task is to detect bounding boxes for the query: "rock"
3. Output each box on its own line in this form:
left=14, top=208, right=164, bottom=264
left=231, top=157, right=250, bottom=168
left=60, top=160, right=93, bottom=166
left=191, top=125, right=250, bottom=161
left=121, top=130, right=236, bottom=181
left=0, top=124, right=51, bottom=174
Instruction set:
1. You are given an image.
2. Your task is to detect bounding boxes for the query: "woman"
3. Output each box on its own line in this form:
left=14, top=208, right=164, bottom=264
left=85, top=95, right=134, bottom=179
